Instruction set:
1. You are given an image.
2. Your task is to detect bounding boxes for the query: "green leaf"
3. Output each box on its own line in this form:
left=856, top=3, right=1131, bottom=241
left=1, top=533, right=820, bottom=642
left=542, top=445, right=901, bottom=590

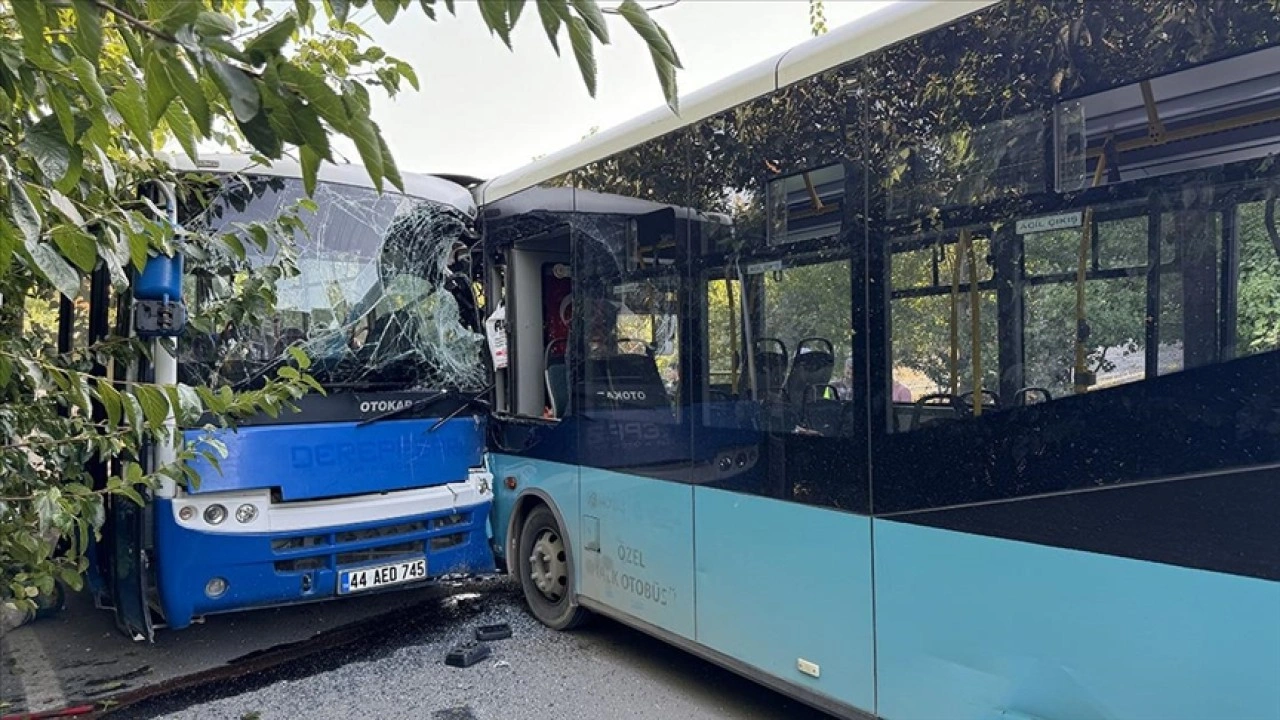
left=8, top=178, right=42, bottom=245
left=508, top=0, right=527, bottom=27
left=209, top=60, right=261, bottom=123
left=300, top=144, right=321, bottom=196
left=397, top=60, right=419, bottom=92
left=151, top=0, right=202, bottom=31
left=566, top=16, right=597, bottom=98
left=616, top=0, right=681, bottom=68
left=295, top=0, right=315, bottom=26
left=194, top=11, right=237, bottom=37
left=13, top=0, right=48, bottom=61
left=102, top=228, right=130, bottom=290
left=237, top=110, right=283, bottom=159
left=48, top=88, right=77, bottom=145
left=417, top=0, right=437, bottom=20
left=71, top=0, right=104, bottom=62
left=46, top=189, right=85, bottom=227
left=537, top=0, right=565, bottom=55
left=375, top=125, right=403, bottom=192
left=20, top=115, right=72, bottom=181
left=479, top=0, right=514, bottom=49
left=110, top=77, right=153, bottom=150
left=96, top=379, right=123, bottom=428
left=93, top=146, right=116, bottom=195
left=164, top=102, right=199, bottom=164
left=326, top=0, right=352, bottom=24
left=71, top=57, right=109, bottom=109
left=166, top=54, right=211, bottom=136
left=126, top=225, right=150, bottom=271
left=279, top=63, right=348, bottom=131
left=175, top=384, right=203, bottom=422
left=145, top=52, right=177, bottom=125
left=286, top=345, right=312, bottom=370
left=27, top=243, right=81, bottom=299
left=373, top=0, right=400, bottom=23
left=347, top=114, right=384, bottom=192
left=246, top=15, right=298, bottom=60
left=135, top=385, right=170, bottom=427
left=51, top=226, right=98, bottom=274
left=220, top=231, right=246, bottom=260
left=570, top=0, right=608, bottom=42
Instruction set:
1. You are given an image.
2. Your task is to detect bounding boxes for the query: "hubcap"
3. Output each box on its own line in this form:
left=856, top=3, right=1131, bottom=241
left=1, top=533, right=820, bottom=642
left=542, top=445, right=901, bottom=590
left=528, top=528, right=567, bottom=602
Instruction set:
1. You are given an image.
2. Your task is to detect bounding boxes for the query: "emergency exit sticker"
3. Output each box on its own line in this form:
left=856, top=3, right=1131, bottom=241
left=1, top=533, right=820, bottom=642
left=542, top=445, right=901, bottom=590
left=1016, top=211, right=1083, bottom=235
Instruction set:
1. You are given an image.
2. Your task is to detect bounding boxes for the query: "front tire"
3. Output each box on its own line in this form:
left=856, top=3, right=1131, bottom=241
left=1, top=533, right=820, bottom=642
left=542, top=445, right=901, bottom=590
left=516, top=505, right=589, bottom=630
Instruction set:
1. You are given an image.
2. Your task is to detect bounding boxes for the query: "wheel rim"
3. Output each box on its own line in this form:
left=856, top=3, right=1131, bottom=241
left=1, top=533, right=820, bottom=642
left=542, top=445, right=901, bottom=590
left=528, top=527, right=568, bottom=603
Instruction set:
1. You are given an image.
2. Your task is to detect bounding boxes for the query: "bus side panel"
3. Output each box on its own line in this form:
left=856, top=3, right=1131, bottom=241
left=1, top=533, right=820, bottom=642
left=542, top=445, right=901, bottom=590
left=873, top=520, right=1280, bottom=720
left=578, top=469, right=696, bottom=640
left=694, top=487, right=875, bottom=714
left=488, top=453, right=580, bottom=580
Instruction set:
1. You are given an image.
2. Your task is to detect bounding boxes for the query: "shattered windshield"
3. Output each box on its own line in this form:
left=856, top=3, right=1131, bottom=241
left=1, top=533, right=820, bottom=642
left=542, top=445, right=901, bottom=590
left=180, top=176, right=486, bottom=392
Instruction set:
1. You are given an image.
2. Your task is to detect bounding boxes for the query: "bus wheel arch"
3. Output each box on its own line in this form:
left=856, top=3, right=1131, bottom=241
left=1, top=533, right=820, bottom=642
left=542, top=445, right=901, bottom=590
left=512, top=497, right=589, bottom=630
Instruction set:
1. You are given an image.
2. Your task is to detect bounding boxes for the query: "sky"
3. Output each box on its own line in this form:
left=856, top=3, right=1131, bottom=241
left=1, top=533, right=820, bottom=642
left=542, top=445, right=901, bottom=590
left=337, top=0, right=893, bottom=180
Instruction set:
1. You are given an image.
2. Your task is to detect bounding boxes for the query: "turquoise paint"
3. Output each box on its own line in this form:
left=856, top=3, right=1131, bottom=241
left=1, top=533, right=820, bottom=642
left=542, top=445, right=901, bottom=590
left=489, top=454, right=580, bottom=589
left=578, top=467, right=697, bottom=640
left=874, top=520, right=1280, bottom=720
left=694, top=487, right=876, bottom=714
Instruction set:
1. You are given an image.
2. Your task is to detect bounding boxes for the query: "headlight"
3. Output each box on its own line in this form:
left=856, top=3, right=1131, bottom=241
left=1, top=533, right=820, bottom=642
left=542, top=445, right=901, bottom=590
left=204, top=504, right=227, bottom=525
left=235, top=504, right=258, bottom=524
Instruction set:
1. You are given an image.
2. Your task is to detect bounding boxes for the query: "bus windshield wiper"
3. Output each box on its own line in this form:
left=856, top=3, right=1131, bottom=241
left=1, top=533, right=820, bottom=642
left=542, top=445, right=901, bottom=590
left=357, top=390, right=452, bottom=426
left=427, top=384, right=494, bottom=433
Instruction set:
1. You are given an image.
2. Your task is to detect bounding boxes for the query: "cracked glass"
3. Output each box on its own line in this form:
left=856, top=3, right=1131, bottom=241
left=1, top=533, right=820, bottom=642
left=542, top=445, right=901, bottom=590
left=180, top=176, right=485, bottom=392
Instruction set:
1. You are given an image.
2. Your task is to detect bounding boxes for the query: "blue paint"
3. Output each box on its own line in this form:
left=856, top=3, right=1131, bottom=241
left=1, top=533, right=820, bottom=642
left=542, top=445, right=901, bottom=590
left=874, top=520, right=1280, bottom=720
left=694, top=487, right=876, bottom=714
left=579, top=467, right=696, bottom=639
left=152, top=497, right=494, bottom=629
left=183, top=417, right=484, bottom=501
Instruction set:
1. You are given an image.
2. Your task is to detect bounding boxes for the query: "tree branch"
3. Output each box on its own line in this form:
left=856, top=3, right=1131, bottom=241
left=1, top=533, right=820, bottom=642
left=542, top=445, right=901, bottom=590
left=91, top=0, right=179, bottom=44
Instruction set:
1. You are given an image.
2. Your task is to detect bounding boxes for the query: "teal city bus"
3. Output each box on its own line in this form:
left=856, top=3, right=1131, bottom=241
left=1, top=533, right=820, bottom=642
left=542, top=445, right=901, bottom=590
left=472, top=1, right=1280, bottom=718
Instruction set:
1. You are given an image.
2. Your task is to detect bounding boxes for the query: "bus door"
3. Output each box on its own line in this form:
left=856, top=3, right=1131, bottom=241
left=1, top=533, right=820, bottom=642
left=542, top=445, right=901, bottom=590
left=73, top=259, right=155, bottom=641
left=574, top=208, right=698, bottom=639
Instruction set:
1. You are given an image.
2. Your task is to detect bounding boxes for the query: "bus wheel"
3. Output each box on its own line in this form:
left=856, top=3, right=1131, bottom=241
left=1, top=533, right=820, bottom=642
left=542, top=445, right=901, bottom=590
left=517, top=505, right=588, bottom=630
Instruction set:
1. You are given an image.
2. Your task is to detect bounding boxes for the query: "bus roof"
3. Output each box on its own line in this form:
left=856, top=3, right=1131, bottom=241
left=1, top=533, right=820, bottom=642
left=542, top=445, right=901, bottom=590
left=165, top=152, right=477, bottom=217
left=478, top=0, right=997, bottom=205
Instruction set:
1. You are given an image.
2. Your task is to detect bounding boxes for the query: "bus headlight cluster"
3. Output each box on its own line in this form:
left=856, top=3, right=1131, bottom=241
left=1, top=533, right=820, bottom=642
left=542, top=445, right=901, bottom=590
left=203, top=504, right=227, bottom=525
left=235, top=504, right=258, bottom=524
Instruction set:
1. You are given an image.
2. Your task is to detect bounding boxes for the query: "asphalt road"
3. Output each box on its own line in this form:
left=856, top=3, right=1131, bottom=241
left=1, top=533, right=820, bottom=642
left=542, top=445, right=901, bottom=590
left=112, top=580, right=834, bottom=720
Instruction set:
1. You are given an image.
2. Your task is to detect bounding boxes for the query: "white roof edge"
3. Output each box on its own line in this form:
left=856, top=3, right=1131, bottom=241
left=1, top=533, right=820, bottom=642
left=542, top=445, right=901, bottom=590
left=161, top=152, right=477, bottom=216
left=776, top=1, right=1000, bottom=88
left=479, top=52, right=781, bottom=205
left=479, top=0, right=1003, bottom=206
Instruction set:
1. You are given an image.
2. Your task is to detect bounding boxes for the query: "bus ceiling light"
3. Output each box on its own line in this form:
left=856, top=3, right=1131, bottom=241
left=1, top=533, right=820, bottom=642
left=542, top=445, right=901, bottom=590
left=204, top=504, right=227, bottom=525
left=205, top=577, right=228, bottom=598
left=178, top=505, right=196, bottom=522
left=235, top=504, right=258, bottom=524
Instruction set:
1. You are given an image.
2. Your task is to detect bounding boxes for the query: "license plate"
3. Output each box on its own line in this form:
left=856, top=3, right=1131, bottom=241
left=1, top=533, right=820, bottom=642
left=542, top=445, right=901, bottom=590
left=339, top=558, right=426, bottom=594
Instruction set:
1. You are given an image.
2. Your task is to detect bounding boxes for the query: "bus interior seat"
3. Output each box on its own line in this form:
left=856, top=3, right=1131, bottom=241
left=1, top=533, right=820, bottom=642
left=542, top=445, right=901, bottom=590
left=738, top=338, right=789, bottom=402
left=784, top=337, right=834, bottom=404
left=605, top=352, right=672, bottom=410
left=544, top=339, right=569, bottom=418
left=801, top=384, right=845, bottom=435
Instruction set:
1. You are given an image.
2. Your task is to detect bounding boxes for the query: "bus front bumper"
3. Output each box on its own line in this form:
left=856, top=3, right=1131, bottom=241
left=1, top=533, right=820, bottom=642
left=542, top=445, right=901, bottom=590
left=151, top=479, right=495, bottom=630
